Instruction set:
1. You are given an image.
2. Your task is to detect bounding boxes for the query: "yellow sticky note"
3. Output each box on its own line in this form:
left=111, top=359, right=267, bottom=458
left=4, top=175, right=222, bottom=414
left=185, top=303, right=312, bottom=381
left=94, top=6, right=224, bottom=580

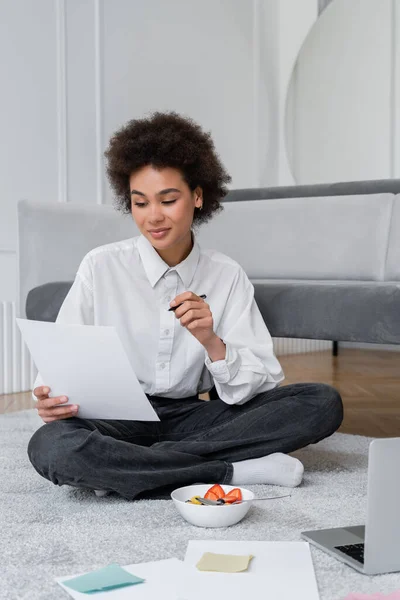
left=196, top=552, right=254, bottom=573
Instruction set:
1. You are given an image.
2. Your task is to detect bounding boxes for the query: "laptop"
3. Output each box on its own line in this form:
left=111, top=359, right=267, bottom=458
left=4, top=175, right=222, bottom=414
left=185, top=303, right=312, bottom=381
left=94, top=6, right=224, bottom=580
left=302, top=437, right=400, bottom=575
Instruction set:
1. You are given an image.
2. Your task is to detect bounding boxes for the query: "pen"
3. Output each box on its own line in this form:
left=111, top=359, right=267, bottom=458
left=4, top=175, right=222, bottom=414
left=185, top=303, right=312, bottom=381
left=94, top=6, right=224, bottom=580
left=168, top=294, right=207, bottom=311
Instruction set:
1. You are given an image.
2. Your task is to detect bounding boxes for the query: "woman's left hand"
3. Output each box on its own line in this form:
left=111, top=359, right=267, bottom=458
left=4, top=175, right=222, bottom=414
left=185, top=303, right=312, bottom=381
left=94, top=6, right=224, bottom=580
left=171, top=292, right=216, bottom=347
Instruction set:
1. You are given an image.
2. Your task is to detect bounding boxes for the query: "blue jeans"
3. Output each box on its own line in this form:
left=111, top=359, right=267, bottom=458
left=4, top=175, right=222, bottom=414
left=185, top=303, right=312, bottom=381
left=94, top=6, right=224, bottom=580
left=27, top=382, right=343, bottom=500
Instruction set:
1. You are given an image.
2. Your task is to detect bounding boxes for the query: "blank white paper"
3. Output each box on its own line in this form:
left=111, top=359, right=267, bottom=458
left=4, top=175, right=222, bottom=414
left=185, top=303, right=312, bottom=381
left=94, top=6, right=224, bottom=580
left=179, top=540, right=320, bottom=600
left=16, top=318, right=159, bottom=421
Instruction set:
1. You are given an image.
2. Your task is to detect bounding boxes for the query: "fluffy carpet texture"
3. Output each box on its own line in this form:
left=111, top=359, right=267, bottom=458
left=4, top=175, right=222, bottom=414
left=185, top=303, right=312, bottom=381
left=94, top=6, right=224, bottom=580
left=1, top=410, right=400, bottom=600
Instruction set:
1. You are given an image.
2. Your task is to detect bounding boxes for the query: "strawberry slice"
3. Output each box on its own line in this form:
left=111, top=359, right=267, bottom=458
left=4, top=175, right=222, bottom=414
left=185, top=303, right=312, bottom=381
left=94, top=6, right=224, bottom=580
left=204, top=491, right=219, bottom=501
left=222, top=487, right=242, bottom=504
left=204, top=484, right=225, bottom=500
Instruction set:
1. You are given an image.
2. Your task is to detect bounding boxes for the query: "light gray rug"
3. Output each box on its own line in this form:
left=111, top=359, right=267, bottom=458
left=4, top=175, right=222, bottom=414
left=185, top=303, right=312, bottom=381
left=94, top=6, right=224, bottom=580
left=2, top=410, right=400, bottom=600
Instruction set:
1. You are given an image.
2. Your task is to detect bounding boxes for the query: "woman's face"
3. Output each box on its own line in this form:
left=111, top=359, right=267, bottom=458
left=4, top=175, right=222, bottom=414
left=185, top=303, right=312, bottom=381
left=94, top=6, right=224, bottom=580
left=129, top=165, right=202, bottom=262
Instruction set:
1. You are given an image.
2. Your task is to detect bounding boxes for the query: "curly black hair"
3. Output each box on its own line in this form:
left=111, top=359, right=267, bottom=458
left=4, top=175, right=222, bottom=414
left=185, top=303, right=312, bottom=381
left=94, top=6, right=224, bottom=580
left=104, top=111, right=231, bottom=227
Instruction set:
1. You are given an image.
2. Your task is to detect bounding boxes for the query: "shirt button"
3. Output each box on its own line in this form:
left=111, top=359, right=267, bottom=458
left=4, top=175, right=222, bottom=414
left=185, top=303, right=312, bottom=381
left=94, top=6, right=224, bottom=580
left=164, top=329, right=170, bottom=335
left=160, top=362, right=166, bottom=369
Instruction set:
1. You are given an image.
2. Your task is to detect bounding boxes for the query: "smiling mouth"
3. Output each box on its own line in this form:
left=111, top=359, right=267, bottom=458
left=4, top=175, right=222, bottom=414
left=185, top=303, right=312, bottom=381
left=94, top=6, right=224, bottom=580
left=148, top=229, right=171, bottom=238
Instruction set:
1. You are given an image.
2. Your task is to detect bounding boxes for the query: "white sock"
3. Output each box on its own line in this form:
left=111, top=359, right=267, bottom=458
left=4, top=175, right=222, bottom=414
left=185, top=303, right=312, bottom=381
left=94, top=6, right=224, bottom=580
left=94, top=489, right=109, bottom=497
left=231, top=453, right=304, bottom=488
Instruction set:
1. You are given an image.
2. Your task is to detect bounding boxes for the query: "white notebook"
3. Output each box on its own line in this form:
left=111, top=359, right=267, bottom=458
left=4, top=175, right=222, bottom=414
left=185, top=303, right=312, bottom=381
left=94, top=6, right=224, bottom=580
left=179, top=540, right=320, bottom=600
left=16, top=318, right=159, bottom=421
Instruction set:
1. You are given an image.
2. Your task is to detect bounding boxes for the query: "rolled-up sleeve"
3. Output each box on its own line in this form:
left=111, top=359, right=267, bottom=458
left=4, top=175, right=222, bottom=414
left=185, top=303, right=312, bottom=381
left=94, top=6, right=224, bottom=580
left=31, top=262, right=94, bottom=401
left=204, top=267, right=284, bottom=405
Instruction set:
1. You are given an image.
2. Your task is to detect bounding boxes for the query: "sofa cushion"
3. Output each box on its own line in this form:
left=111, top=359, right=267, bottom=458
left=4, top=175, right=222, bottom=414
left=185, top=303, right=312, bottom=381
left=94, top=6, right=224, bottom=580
left=253, top=280, right=400, bottom=343
left=18, top=199, right=138, bottom=319
left=196, top=194, right=393, bottom=281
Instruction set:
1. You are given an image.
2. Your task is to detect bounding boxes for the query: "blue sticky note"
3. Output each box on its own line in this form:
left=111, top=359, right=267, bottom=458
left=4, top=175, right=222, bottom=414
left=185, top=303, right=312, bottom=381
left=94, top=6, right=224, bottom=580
left=62, top=564, right=145, bottom=594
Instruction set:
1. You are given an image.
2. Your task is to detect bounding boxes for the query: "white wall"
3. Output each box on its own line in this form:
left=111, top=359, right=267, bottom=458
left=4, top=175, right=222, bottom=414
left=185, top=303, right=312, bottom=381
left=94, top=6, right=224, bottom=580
left=101, top=0, right=258, bottom=203
left=0, top=1, right=59, bottom=301
left=2, top=0, right=288, bottom=306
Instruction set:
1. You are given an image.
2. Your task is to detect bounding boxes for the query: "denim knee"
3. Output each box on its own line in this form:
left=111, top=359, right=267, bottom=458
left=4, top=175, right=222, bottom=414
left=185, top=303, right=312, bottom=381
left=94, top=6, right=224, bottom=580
left=315, top=383, right=344, bottom=433
left=27, top=421, right=66, bottom=480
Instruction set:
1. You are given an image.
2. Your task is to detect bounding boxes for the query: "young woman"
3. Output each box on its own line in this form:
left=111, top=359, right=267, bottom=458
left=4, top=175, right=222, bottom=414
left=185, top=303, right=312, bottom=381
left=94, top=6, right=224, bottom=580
left=28, top=112, right=343, bottom=500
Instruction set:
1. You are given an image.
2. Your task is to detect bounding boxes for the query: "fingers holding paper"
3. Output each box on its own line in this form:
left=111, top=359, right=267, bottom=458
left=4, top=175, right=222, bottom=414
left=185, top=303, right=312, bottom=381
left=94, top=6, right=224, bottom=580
left=33, top=386, right=79, bottom=423
left=33, top=385, right=52, bottom=400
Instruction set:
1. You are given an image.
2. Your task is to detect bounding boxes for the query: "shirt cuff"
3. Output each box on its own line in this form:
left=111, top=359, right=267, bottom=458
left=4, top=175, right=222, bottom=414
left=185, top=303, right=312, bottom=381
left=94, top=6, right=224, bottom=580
left=204, top=342, right=240, bottom=384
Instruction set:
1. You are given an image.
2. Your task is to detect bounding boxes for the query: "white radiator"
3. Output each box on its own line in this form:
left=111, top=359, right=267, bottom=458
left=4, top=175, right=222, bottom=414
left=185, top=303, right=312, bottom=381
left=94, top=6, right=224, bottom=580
left=0, top=301, right=37, bottom=395
left=0, top=300, right=331, bottom=395
left=273, top=337, right=332, bottom=355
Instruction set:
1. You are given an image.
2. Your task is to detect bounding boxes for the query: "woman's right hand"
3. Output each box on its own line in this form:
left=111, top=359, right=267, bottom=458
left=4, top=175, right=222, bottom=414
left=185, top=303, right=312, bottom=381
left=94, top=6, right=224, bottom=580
left=33, top=386, right=79, bottom=423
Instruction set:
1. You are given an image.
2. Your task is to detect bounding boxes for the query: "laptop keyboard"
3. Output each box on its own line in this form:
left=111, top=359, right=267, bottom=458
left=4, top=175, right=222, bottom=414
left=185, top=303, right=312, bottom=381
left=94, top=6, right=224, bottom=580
left=335, top=543, right=365, bottom=564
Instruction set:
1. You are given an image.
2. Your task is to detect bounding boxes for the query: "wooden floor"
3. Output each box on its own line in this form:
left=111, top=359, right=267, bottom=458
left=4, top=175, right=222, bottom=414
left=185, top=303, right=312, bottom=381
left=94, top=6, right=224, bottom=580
left=1, top=348, right=400, bottom=437
left=279, top=348, right=400, bottom=437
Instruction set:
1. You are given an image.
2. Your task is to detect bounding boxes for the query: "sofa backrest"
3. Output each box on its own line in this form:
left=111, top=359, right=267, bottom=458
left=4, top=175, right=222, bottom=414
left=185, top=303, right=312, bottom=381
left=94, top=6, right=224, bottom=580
left=17, top=188, right=400, bottom=318
left=196, top=193, right=394, bottom=281
left=17, top=200, right=139, bottom=318
left=385, top=195, right=400, bottom=281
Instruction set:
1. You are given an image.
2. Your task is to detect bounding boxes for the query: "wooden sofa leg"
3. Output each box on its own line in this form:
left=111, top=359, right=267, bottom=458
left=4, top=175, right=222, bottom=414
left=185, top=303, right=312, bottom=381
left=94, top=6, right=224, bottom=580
left=332, top=341, right=339, bottom=356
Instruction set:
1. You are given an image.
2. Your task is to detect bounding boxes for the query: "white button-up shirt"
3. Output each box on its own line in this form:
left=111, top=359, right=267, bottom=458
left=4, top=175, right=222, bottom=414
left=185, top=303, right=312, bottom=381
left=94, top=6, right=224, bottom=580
left=32, top=232, right=284, bottom=406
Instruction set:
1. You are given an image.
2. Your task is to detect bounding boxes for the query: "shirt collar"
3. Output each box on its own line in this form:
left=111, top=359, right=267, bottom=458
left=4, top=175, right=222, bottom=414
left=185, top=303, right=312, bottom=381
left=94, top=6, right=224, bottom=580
left=137, top=231, right=200, bottom=288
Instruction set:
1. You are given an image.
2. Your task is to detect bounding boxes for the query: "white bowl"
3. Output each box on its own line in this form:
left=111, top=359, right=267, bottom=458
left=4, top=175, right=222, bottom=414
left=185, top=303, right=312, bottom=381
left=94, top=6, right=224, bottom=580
left=171, top=484, right=254, bottom=528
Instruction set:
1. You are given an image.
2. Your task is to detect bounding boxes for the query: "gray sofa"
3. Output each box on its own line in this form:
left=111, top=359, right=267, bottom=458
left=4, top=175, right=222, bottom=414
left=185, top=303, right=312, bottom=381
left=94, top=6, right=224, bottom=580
left=18, top=179, right=400, bottom=350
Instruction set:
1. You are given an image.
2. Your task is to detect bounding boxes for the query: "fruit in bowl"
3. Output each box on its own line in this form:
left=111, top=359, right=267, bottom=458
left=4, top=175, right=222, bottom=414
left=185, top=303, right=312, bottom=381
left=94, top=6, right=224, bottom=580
left=186, top=483, right=243, bottom=505
left=171, top=484, right=254, bottom=528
